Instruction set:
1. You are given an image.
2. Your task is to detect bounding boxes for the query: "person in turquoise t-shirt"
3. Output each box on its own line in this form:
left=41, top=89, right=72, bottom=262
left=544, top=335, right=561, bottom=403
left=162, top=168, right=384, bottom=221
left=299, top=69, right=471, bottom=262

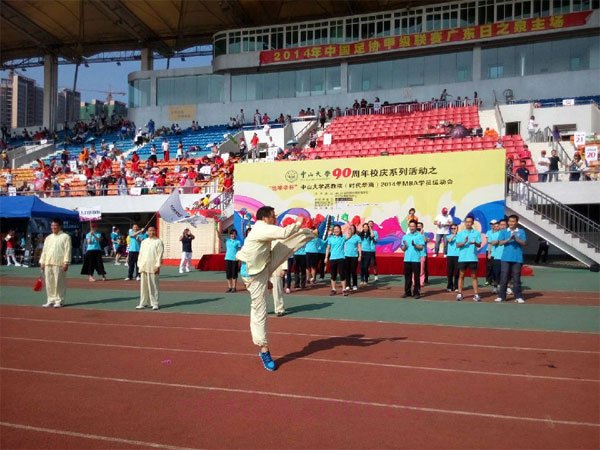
left=359, top=223, right=376, bottom=286
left=495, top=214, right=527, bottom=304
left=367, top=220, right=379, bottom=281
left=324, top=225, right=347, bottom=296
left=401, top=220, right=425, bottom=298
left=80, top=222, right=107, bottom=282
left=305, top=233, right=323, bottom=286
left=317, top=234, right=327, bottom=280
left=344, top=225, right=362, bottom=292
left=445, top=224, right=460, bottom=292
left=455, top=215, right=483, bottom=302
left=110, top=227, right=119, bottom=260
left=225, top=229, right=242, bottom=292
left=126, top=224, right=147, bottom=281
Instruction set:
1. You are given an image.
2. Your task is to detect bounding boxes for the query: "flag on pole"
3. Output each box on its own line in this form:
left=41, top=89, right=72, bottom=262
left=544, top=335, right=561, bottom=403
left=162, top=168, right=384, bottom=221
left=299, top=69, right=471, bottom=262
left=158, top=190, right=208, bottom=227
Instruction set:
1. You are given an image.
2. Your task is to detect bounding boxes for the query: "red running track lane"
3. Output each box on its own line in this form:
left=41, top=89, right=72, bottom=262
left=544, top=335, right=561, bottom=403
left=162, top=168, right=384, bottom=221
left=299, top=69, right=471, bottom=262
left=1, top=277, right=599, bottom=306
left=1, top=306, right=598, bottom=449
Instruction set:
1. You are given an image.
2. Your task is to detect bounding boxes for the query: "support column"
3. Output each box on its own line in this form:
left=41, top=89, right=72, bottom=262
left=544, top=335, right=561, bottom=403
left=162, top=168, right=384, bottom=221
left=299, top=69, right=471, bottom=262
left=141, top=48, right=154, bottom=71
left=43, top=54, right=58, bottom=131
left=223, top=73, right=231, bottom=103
left=340, top=62, right=348, bottom=93
left=472, top=45, right=482, bottom=82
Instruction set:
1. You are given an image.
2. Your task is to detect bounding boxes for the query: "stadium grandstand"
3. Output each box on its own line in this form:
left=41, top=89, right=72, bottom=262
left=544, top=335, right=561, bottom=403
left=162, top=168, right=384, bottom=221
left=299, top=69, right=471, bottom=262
left=1, top=1, right=600, bottom=448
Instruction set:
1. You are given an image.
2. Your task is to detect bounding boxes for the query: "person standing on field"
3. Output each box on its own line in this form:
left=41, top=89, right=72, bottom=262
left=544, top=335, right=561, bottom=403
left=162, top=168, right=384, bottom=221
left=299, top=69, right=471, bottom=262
left=40, top=218, right=72, bottom=308
left=135, top=227, right=164, bottom=311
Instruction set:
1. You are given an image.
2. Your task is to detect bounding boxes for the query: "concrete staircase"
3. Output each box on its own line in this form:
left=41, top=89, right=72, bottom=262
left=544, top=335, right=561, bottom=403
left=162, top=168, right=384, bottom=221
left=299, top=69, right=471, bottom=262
left=478, top=108, right=500, bottom=133
left=506, top=176, right=600, bottom=270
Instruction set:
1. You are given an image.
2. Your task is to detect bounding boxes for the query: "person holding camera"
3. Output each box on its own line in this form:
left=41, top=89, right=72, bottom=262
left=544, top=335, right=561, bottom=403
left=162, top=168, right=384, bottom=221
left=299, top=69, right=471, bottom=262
left=401, top=220, right=425, bottom=299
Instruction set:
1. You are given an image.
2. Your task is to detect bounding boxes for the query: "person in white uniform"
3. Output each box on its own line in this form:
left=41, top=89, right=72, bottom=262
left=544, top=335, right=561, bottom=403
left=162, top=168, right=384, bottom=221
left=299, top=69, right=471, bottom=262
left=135, top=227, right=164, bottom=311
left=40, top=218, right=72, bottom=308
left=236, top=206, right=315, bottom=371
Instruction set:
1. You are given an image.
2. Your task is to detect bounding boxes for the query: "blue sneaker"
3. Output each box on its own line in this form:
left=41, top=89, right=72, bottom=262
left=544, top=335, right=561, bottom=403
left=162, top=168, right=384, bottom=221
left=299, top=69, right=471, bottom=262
left=259, top=351, right=276, bottom=371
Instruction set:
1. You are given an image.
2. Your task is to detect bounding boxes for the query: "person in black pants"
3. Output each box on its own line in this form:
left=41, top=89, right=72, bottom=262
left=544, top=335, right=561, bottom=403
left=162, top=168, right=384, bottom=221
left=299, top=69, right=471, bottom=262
left=293, top=247, right=307, bottom=289
left=445, top=225, right=459, bottom=292
left=126, top=224, right=147, bottom=281
left=535, top=237, right=549, bottom=264
left=401, top=220, right=425, bottom=299
left=284, top=257, right=294, bottom=294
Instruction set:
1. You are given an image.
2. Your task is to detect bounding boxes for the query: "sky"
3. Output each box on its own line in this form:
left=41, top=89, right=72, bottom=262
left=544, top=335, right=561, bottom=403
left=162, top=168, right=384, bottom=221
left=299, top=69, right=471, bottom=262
left=0, top=54, right=212, bottom=104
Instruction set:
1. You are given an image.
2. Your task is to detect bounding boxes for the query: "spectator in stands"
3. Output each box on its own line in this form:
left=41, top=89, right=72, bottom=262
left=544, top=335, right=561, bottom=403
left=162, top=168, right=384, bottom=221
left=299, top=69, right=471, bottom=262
left=250, top=132, right=259, bottom=161
left=527, top=116, right=539, bottom=142
left=569, top=153, right=586, bottom=181
left=515, top=160, right=530, bottom=202
left=551, top=125, right=561, bottom=148
left=439, top=89, right=451, bottom=103
left=536, top=150, right=550, bottom=182
left=131, top=151, right=140, bottom=172
left=149, top=144, right=158, bottom=163
left=473, top=91, right=481, bottom=106
left=262, top=113, right=270, bottom=125
left=277, top=113, right=285, bottom=124
left=176, top=140, right=184, bottom=161
left=1, top=124, right=8, bottom=142
left=117, top=175, right=128, bottom=195
left=237, top=109, right=245, bottom=126
left=161, top=138, right=170, bottom=162
left=146, top=119, right=155, bottom=137
left=483, top=127, right=499, bottom=140
left=373, top=97, right=381, bottom=113
left=548, top=149, right=561, bottom=182
left=254, top=110, right=261, bottom=126
left=319, top=108, right=326, bottom=129
left=237, top=137, right=247, bottom=158
left=1, top=150, right=9, bottom=169
left=518, top=144, right=532, bottom=160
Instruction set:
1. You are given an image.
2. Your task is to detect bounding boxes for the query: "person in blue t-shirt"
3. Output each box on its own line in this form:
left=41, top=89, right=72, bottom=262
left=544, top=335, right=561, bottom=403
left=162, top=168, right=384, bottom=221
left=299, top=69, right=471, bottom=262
left=486, top=220, right=503, bottom=293
left=110, top=227, right=120, bottom=260
left=126, top=224, right=147, bottom=281
left=359, top=223, right=376, bottom=285
left=305, top=232, right=323, bottom=286
left=445, top=224, right=460, bottom=292
left=495, top=214, right=527, bottom=304
left=455, top=215, right=483, bottom=302
left=317, top=232, right=327, bottom=280
left=367, top=220, right=379, bottom=281
left=225, top=229, right=241, bottom=293
left=344, top=225, right=362, bottom=292
left=325, top=225, right=347, bottom=296
left=401, top=220, right=425, bottom=298
left=80, top=222, right=107, bottom=282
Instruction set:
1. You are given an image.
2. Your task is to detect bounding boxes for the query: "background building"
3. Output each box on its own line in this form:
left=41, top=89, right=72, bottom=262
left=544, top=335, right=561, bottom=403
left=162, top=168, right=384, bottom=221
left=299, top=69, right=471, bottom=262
left=56, top=88, right=81, bottom=125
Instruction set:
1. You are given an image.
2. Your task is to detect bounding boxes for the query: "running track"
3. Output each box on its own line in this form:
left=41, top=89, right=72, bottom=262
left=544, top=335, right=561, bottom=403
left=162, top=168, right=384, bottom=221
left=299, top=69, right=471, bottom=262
left=1, top=305, right=598, bottom=449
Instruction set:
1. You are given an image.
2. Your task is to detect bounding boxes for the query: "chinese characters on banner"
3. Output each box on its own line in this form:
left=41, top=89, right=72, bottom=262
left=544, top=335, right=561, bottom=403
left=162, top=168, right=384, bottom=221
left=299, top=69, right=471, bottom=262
left=260, top=12, right=591, bottom=65
left=234, top=150, right=505, bottom=235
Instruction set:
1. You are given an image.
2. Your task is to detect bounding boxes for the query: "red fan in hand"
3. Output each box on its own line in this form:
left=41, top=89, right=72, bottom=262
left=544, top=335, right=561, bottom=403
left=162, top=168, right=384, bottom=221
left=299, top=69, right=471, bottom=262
left=33, top=277, right=43, bottom=292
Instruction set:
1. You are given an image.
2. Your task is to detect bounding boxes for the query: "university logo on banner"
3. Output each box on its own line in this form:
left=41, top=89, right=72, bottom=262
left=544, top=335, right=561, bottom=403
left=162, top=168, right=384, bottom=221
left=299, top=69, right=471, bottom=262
left=79, top=206, right=101, bottom=222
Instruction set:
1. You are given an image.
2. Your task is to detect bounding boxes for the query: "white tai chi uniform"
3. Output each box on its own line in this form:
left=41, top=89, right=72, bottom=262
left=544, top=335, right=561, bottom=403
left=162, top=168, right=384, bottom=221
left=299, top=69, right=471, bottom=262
left=270, top=257, right=287, bottom=315
left=237, top=221, right=314, bottom=346
left=39, top=231, right=72, bottom=306
left=137, top=237, right=164, bottom=308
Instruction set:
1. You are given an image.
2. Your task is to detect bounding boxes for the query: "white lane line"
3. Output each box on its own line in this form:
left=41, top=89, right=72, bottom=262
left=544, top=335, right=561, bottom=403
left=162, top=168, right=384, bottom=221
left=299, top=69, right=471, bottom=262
left=0, top=421, right=202, bottom=450
left=2, top=316, right=599, bottom=355
left=2, top=336, right=598, bottom=383
left=2, top=367, right=598, bottom=428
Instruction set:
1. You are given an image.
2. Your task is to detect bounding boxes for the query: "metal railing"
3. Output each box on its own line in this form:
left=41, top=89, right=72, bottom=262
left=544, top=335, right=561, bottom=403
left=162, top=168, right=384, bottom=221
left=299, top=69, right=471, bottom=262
left=507, top=172, right=600, bottom=251
left=492, top=90, right=505, bottom=133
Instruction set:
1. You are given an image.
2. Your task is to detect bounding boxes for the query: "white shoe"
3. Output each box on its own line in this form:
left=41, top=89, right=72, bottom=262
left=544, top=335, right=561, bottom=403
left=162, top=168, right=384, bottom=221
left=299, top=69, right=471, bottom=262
left=124, top=277, right=131, bottom=281
left=179, top=270, right=184, bottom=274
left=15, top=263, right=21, bottom=267
left=344, top=286, right=350, bottom=291
left=135, top=276, right=141, bottom=281
left=53, top=303, right=62, bottom=308
left=491, top=287, right=498, bottom=294
left=135, top=305, right=145, bottom=309
left=473, top=294, right=481, bottom=302
left=374, top=276, right=378, bottom=281
left=6, top=263, right=12, bottom=266
left=515, top=298, right=525, bottom=304
left=507, top=288, right=513, bottom=295
left=114, top=262, right=121, bottom=265
left=152, top=305, right=159, bottom=310
left=352, top=286, right=358, bottom=291
left=185, top=268, right=190, bottom=273
left=494, top=297, right=504, bottom=302
left=456, top=293, right=463, bottom=301
left=42, top=301, right=53, bottom=308
left=285, top=288, right=290, bottom=294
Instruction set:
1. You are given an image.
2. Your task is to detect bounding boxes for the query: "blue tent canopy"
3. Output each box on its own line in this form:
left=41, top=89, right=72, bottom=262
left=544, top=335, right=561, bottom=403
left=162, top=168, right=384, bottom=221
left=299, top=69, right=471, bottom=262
left=0, top=196, right=79, bottom=220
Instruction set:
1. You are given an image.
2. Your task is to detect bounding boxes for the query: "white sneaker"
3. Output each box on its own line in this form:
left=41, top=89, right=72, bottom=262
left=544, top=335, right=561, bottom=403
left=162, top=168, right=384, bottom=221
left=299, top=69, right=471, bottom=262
left=42, top=301, right=53, bottom=308
left=507, top=287, right=513, bottom=295
left=124, top=277, right=131, bottom=281
left=456, top=293, right=463, bottom=301
left=374, top=276, right=378, bottom=281
left=185, top=268, right=190, bottom=273
left=6, top=263, right=12, bottom=266
left=344, top=286, right=350, bottom=291
left=179, top=269, right=184, bottom=274
left=53, top=303, right=62, bottom=308
left=352, top=286, right=358, bottom=291
left=515, top=298, right=525, bottom=304
left=473, top=294, right=481, bottom=302
left=15, top=263, right=21, bottom=267
left=135, top=276, right=140, bottom=281
left=114, top=262, right=121, bottom=265
left=285, top=288, right=290, bottom=294
left=135, top=305, right=145, bottom=309
left=494, top=297, right=504, bottom=302
left=152, top=305, right=159, bottom=310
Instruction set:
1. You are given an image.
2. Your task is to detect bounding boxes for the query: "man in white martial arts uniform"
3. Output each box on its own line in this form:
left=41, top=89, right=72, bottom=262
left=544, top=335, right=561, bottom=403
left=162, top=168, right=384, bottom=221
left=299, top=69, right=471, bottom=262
left=237, top=206, right=315, bottom=371
left=135, top=227, right=164, bottom=311
left=40, top=218, right=72, bottom=308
